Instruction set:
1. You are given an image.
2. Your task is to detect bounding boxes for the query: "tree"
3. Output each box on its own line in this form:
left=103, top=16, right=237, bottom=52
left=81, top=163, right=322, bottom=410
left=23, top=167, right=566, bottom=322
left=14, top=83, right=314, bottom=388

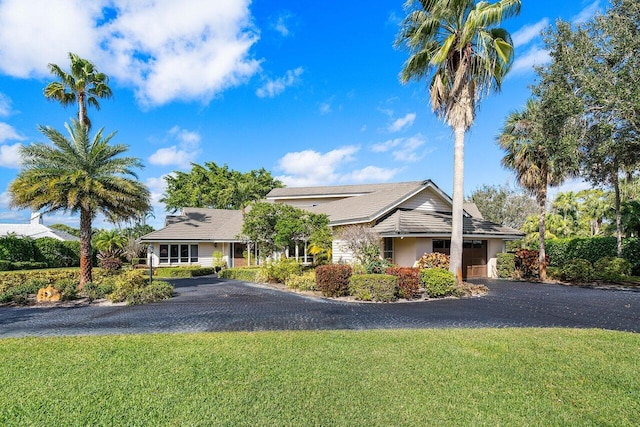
left=396, top=0, right=521, bottom=282
left=468, top=184, right=536, bottom=229
left=49, top=223, right=80, bottom=237
left=498, top=98, right=579, bottom=279
left=44, top=53, right=112, bottom=129
left=161, top=162, right=283, bottom=212
left=94, top=229, right=127, bottom=258
left=9, top=121, right=151, bottom=287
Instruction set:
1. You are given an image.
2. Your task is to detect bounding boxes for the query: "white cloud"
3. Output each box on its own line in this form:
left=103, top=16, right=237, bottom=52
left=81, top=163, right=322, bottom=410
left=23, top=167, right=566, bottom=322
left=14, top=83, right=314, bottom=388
left=319, top=102, right=332, bottom=115
left=0, top=142, right=22, bottom=168
left=573, top=1, right=600, bottom=24
left=256, top=67, right=303, bottom=98
left=342, top=166, right=400, bottom=183
left=0, top=122, right=24, bottom=143
left=512, top=18, right=549, bottom=48
left=0, top=0, right=261, bottom=107
left=511, top=46, right=551, bottom=75
left=371, top=134, right=428, bottom=163
left=0, top=93, right=12, bottom=117
left=148, top=127, right=201, bottom=168
left=272, top=13, right=293, bottom=37
left=275, top=146, right=359, bottom=186
left=388, top=112, right=416, bottom=132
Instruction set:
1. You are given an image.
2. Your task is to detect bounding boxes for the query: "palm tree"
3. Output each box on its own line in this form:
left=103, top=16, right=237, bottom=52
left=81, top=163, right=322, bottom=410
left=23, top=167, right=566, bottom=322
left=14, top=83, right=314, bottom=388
left=498, top=99, right=562, bottom=280
left=9, top=121, right=151, bottom=287
left=396, top=0, right=521, bottom=282
left=44, top=53, right=113, bottom=129
left=94, top=229, right=128, bottom=258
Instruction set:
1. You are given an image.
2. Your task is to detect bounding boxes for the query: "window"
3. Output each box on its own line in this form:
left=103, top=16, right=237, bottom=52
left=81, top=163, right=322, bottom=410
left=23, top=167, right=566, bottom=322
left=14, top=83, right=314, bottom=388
left=180, top=244, right=189, bottom=263
left=383, top=237, right=393, bottom=261
left=190, top=245, right=199, bottom=263
left=433, top=240, right=450, bottom=249
left=159, top=245, right=168, bottom=264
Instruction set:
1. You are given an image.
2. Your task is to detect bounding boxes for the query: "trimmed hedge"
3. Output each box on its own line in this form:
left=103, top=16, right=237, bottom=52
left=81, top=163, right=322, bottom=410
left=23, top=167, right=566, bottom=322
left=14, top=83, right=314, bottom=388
left=386, top=267, right=421, bottom=299
left=263, top=259, right=302, bottom=283
left=285, top=271, right=316, bottom=291
left=153, top=266, right=216, bottom=278
left=316, top=264, right=352, bottom=297
left=421, top=268, right=455, bottom=298
left=496, top=253, right=515, bottom=279
left=546, top=237, right=640, bottom=270
left=348, top=274, right=398, bottom=302
left=560, top=258, right=594, bottom=283
left=593, top=257, right=631, bottom=281
left=219, top=267, right=263, bottom=283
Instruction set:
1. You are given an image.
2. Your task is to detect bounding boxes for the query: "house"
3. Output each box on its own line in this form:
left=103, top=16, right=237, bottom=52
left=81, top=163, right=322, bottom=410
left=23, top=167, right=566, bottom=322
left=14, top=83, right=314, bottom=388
left=0, top=213, right=79, bottom=241
left=141, top=180, right=523, bottom=278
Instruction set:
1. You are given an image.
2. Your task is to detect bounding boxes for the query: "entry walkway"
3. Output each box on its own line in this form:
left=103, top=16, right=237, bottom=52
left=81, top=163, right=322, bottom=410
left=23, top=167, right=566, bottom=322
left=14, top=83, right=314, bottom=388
left=1, top=277, right=638, bottom=337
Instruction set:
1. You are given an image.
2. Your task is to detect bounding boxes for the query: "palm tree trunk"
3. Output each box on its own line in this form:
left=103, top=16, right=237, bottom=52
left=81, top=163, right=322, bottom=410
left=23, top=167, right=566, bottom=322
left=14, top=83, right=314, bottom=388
left=79, top=208, right=93, bottom=288
left=449, top=125, right=465, bottom=284
left=538, top=187, right=547, bottom=281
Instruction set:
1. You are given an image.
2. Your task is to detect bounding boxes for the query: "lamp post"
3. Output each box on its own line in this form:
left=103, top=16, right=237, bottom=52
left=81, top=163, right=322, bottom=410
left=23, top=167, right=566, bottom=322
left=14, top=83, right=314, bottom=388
left=147, top=244, right=154, bottom=284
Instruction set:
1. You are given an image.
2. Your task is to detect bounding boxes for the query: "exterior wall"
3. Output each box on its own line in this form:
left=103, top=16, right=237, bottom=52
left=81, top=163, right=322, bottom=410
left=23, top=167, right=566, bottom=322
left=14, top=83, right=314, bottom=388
left=147, top=242, right=216, bottom=267
left=399, top=188, right=450, bottom=212
left=394, top=237, right=417, bottom=267
left=487, top=239, right=505, bottom=279
left=332, top=239, right=355, bottom=264
left=199, top=242, right=215, bottom=267
left=415, top=238, right=431, bottom=261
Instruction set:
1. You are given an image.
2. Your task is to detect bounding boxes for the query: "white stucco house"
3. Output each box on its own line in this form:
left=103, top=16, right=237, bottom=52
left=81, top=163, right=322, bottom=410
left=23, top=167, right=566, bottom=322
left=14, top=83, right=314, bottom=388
left=141, top=180, right=523, bottom=278
left=0, top=212, right=79, bottom=241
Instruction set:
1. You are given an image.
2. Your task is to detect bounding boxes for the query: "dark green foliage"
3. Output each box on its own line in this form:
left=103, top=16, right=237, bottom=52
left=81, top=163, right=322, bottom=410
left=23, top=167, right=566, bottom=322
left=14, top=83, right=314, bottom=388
left=0, top=235, right=37, bottom=262
left=315, top=264, right=352, bottom=297
left=348, top=274, right=398, bottom=302
left=9, top=261, right=49, bottom=271
left=469, top=184, right=537, bottom=229
left=0, top=260, right=12, bottom=271
left=420, top=268, right=455, bottom=298
left=219, top=268, right=262, bottom=282
left=153, top=267, right=216, bottom=278
left=34, top=238, right=80, bottom=268
left=546, top=237, right=640, bottom=270
left=560, top=259, right=594, bottom=283
left=514, top=249, right=547, bottom=279
left=98, top=257, right=123, bottom=271
left=386, top=267, right=421, bottom=299
left=263, top=258, right=302, bottom=283
left=496, top=253, right=515, bottom=278
left=593, top=257, right=631, bottom=281
left=364, top=255, right=392, bottom=274
left=107, top=271, right=174, bottom=305
left=125, top=281, right=174, bottom=305
left=83, top=282, right=113, bottom=301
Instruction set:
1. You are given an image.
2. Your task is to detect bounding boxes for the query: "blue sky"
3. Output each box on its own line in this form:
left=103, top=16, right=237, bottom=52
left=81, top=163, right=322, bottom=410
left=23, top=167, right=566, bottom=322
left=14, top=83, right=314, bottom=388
left=0, top=0, right=602, bottom=229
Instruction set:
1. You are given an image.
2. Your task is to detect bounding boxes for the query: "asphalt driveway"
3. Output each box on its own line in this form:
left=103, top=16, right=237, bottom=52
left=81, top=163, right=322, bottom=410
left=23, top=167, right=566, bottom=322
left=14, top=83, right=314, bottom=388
left=1, top=277, right=638, bottom=337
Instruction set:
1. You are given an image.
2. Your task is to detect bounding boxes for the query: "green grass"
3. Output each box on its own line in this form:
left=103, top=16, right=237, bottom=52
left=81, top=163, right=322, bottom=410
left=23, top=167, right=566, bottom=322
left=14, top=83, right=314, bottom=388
left=0, top=329, right=638, bottom=426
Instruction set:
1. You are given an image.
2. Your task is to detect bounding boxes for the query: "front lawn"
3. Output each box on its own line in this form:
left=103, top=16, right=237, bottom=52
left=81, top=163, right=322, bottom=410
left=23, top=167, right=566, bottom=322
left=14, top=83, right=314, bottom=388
left=0, top=329, right=638, bottom=425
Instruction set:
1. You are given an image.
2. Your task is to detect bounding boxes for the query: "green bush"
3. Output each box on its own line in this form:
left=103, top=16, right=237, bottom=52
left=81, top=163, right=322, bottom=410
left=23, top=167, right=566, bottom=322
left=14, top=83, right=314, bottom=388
left=11, top=261, right=49, bottom=271
left=0, top=235, right=37, bottom=262
left=547, top=266, right=562, bottom=280
left=348, top=274, right=398, bottom=302
left=496, top=253, right=515, bottom=279
left=125, top=281, right=174, bottom=305
left=546, top=237, right=640, bottom=268
left=0, top=260, right=11, bottom=271
left=285, top=271, right=316, bottom=291
left=263, top=258, right=302, bottom=283
left=386, top=267, right=421, bottom=299
left=153, top=266, right=216, bottom=278
left=107, top=270, right=174, bottom=305
left=593, top=257, right=631, bottom=281
left=560, top=259, right=594, bottom=283
left=34, top=238, right=80, bottom=268
left=83, top=282, right=114, bottom=301
left=0, top=279, right=44, bottom=304
left=421, top=268, right=455, bottom=298
left=316, top=264, right=352, bottom=297
left=219, top=267, right=263, bottom=282
left=53, top=278, right=79, bottom=301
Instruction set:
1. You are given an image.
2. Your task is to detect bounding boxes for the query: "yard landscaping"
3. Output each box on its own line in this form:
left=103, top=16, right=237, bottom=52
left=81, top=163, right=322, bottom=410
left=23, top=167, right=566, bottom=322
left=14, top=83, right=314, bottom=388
left=0, top=329, right=638, bottom=426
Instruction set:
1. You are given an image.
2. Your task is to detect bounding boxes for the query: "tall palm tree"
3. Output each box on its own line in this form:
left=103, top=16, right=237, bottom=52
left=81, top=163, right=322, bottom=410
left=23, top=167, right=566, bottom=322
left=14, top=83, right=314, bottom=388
left=498, top=99, right=560, bottom=280
left=9, top=121, right=151, bottom=287
left=44, top=53, right=113, bottom=129
left=396, top=0, right=521, bottom=282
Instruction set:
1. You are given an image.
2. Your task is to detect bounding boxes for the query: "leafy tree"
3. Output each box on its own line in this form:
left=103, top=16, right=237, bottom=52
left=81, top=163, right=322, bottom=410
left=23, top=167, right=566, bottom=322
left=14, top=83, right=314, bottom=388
left=468, top=184, right=536, bottom=229
left=44, top=53, right=112, bottom=129
left=161, top=162, right=283, bottom=212
left=576, top=189, right=610, bottom=236
left=9, top=121, right=151, bottom=287
left=396, top=0, right=521, bottom=282
left=308, top=226, right=333, bottom=265
left=49, top=223, right=80, bottom=237
left=338, top=225, right=385, bottom=272
left=94, top=229, right=127, bottom=258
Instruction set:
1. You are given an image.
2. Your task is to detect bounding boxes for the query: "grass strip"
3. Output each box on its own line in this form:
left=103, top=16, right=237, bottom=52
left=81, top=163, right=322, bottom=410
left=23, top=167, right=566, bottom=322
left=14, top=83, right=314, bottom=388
left=0, top=328, right=638, bottom=426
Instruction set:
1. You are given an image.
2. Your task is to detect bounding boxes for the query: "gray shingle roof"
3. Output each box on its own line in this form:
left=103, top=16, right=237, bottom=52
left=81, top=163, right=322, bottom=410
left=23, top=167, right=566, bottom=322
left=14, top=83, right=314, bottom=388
left=140, top=208, right=244, bottom=242
left=266, top=181, right=424, bottom=198
left=372, top=210, right=523, bottom=238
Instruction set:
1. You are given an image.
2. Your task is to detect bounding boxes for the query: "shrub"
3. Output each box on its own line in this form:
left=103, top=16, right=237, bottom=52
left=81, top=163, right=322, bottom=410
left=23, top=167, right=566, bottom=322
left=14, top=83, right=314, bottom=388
left=0, top=235, right=37, bottom=262
left=263, top=258, right=302, bottom=283
left=546, top=266, right=562, bottom=280
left=286, top=271, right=317, bottom=291
left=496, top=253, right=515, bottom=279
left=364, top=257, right=393, bottom=274
left=452, top=282, right=489, bottom=297
left=125, top=281, right=174, bottom=305
left=415, top=252, right=450, bottom=269
left=107, top=271, right=174, bottom=305
left=52, top=278, right=79, bottom=301
left=219, top=268, right=263, bottom=282
left=83, top=282, right=113, bottom=301
left=316, top=264, right=352, bottom=297
left=154, top=267, right=216, bottom=278
left=10, top=261, right=48, bottom=271
left=560, top=258, right=594, bottom=283
left=0, top=279, right=44, bottom=304
left=593, top=257, right=631, bottom=281
left=98, top=256, right=123, bottom=271
left=421, top=268, right=455, bottom=298
left=348, top=274, right=398, bottom=302
left=0, top=260, right=12, bottom=271
left=386, top=267, right=421, bottom=299
left=34, top=238, right=80, bottom=268
left=546, top=237, right=640, bottom=268
left=514, top=249, right=547, bottom=279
